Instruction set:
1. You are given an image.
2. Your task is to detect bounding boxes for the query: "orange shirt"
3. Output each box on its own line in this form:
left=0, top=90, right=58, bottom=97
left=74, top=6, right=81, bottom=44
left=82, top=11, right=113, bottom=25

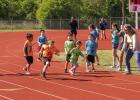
left=24, top=40, right=33, bottom=56
left=42, top=44, right=58, bottom=59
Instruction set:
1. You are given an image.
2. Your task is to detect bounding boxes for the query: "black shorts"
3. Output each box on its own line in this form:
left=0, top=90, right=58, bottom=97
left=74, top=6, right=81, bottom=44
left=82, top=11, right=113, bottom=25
left=71, top=30, right=77, bottom=35
left=66, top=54, right=71, bottom=62
left=25, top=56, right=33, bottom=64
left=100, top=27, right=105, bottom=30
left=86, top=55, right=95, bottom=63
left=43, top=57, right=51, bottom=65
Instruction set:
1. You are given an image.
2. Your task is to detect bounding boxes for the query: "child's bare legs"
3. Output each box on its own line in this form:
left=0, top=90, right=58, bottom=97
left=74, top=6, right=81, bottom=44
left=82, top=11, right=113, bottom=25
left=37, top=53, right=43, bottom=61
left=101, top=31, right=103, bottom=40
left=112, top=48, right=119, bottom=68
left=69, top=61, right=78, bottom=75
left=86, top=61, right=90, bottom=72
left=117, top=51, right=124, bottom=71
left=95, top=53, right=100, bottom=65
left=91, top=63, right=95, bottom=71
left=64, top=61, right=69, bottom=73
left=103, top=30, right=107, bottom=39
left=41, top=62, right=50, bottom=78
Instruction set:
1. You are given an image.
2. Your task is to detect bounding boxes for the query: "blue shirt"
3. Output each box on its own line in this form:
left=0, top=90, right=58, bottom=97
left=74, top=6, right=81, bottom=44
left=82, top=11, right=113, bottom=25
left=38, top=36, right=47, bottom=46
left=85, top=40, right=97, bottom=56
left=90, top=30, right=98, bottom=41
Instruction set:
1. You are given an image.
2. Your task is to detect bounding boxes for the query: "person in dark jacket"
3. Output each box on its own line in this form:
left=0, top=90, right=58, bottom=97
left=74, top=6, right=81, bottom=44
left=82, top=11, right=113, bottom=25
left=69, top=17, right=78, bottom=40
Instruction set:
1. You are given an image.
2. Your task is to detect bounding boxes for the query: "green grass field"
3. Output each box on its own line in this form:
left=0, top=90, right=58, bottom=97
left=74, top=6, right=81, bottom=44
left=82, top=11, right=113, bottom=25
left=53, top=50, right=139, bottom=74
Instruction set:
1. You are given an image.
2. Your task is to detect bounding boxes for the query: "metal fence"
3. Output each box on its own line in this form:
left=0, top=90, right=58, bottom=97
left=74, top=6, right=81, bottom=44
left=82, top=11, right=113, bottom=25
left=0, top=17, right=137, bottom=30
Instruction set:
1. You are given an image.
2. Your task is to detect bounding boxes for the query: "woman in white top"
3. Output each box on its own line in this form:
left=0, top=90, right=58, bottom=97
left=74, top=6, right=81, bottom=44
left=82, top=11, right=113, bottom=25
left=122, top=24, right=140, bottom=74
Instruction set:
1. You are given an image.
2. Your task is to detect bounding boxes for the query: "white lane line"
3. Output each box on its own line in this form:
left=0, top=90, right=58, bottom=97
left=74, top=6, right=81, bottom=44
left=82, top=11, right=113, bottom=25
left=106, top=82, right=140, bottom=86
left=0, top=66, right=123, bottom=100
left=0, top=69, right=67, bottom=100
left=91, top=81, right=140, bottom=93
left=0, top=88, right=24, bottom=92
left=0, top=94, right=13, bottom=100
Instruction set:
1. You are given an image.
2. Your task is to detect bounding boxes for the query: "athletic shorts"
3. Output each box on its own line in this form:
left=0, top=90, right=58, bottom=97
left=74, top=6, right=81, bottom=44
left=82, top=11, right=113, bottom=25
left=43, top=57, right=51, bottom=65
left=25, top=56, right=33, bottom=64
left=86, top=55, right=95, bottom=63
left=66, top=54, right=71, bottom=62
left=112, top=43, right=119, bottom=49
left=71, top=30, right=77, bottom=35
left=100, top=27, right=105, bottom=30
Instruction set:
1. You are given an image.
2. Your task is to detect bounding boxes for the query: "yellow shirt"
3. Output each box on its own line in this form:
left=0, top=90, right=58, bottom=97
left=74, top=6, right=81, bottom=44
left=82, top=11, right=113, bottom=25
left=24, top=40, right=33, bottom=56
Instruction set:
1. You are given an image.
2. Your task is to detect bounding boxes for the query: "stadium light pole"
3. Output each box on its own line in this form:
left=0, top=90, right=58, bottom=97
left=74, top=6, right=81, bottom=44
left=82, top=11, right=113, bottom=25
left=121, top=0, right=125, bottom=28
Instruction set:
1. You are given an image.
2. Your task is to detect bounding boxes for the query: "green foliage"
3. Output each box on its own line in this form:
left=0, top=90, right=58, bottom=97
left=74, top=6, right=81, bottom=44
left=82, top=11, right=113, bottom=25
left=0, top=0, right=132, bottom=22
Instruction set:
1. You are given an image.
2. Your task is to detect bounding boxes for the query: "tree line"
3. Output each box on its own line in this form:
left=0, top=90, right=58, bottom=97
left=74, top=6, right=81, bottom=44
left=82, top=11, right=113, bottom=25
left=0, top=0, right=132, bottom=23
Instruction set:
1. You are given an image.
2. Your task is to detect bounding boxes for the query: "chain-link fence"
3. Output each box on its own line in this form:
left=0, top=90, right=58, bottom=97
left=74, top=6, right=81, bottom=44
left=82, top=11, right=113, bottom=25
left=0, top=17, right=137, bottom=30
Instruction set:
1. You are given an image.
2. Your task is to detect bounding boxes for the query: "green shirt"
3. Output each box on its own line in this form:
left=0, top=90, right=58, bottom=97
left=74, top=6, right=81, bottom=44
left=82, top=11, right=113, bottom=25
left=70, top=47, right=84, bottom=63
left=64, top=40, right=75, bottom=53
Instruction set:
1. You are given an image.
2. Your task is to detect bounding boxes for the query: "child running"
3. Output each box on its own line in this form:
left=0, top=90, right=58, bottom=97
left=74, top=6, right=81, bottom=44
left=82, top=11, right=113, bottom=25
left=23, top=33, right=34, bottom=75
left=117, top=25, right=126, bottom=71
left=39, top=40, right=59, bottom=78
left=37, top=29, right=48, bottom=61
left=111, top=23, right=120, bottom=68
left=85, top=34, right=97, bottom=72
left=69, top=40, right=84, bottom=75
left=64, top=33, right=75, bottom=73
left=88, top=24, right=100, bottom=65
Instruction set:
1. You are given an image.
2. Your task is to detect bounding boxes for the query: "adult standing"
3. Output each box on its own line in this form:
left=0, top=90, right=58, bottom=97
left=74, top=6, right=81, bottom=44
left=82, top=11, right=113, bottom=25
left=122, top=24, right=140, bottom=74
left=99, top=18, right=107, bottom=40
left=69, top=16, right=78, bottom=40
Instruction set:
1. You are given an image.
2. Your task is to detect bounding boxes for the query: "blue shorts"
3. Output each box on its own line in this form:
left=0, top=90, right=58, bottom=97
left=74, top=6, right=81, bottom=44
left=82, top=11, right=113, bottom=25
left=112, top=43, right=119, bottom=49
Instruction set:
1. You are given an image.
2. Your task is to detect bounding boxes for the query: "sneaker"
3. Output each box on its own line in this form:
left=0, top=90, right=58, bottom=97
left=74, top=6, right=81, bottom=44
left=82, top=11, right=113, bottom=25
left=111, top=65, right=115, bottom=68
left=125, top=72, right=132, bottom=75
left=25, top=71, right=31, bottom=75
left=117, top=67, right=122, bottom=71
left=64, top=69, right=68, bottom=73
left=41, top=71, right=46, bottom=78
left=69, top=70, right=74, bottom=76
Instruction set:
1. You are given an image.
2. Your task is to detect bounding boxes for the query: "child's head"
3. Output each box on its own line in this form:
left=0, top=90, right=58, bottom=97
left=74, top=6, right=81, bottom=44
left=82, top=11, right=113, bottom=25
left=88, top=24, right=95, bottom=31
left=112, top=23, right=118, bottom=30
left=88, top=34, right=94, bottom=41
left=71, top=16, right=76, bottom=22
left=67, top=34, right=73, bottom=40
left=76, top=40, right=82, bottom=48
left=48, top=40, right=55, bottom=47
left=40, top=29, right=45, bottom=36
left=26, top=33, right=33, bottom=41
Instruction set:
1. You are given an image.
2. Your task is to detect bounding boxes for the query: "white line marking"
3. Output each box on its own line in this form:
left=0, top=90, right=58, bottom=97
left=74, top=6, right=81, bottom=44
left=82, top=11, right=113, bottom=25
left=0, top=67, right=67, bottom=100
left=91, top=81, right=140, bottom=93
left=0, top=79, right=67, bottom=100
left=0, top=66, right=123, bottom=100
left=0, top=88, right=24, bottom=92
left=0, top=94, right=13, bottom=100
left=106, top=82, right=140, bottom=86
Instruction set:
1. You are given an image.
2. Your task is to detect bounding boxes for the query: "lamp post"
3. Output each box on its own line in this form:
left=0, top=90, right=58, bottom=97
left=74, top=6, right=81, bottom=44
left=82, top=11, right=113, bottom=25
left=121, top=0, right=125, bottom=28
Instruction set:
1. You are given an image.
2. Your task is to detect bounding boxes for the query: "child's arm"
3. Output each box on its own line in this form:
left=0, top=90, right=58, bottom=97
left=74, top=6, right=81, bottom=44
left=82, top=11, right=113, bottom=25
left=23, top=42, right=28, bottom=56
left=54, top=47, right=60, bottom=56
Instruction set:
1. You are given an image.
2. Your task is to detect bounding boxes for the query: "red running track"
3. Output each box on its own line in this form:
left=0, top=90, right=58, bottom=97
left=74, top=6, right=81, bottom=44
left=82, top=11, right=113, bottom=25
left=0, top=30, right=140, bottom=100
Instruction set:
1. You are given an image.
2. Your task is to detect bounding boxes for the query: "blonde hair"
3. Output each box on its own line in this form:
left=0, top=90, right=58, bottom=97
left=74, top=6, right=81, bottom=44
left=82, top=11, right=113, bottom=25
left=124, top=24, right=136, bottom=35
left=48, top=40, right=54, bottom=45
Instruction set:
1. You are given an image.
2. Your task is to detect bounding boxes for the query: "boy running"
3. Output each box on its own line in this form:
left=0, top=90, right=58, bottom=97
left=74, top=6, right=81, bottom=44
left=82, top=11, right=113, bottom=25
left=69, top=40, right=84, bottom=75
left=23, top=33, right=34, bottom=75
left=85, top=34, right=97, bottom=72
left=39, top=40, right=59, bottom=78
left=64, top=33, right=75, bottom=73
left=37, top=30, right=48, bottom=61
